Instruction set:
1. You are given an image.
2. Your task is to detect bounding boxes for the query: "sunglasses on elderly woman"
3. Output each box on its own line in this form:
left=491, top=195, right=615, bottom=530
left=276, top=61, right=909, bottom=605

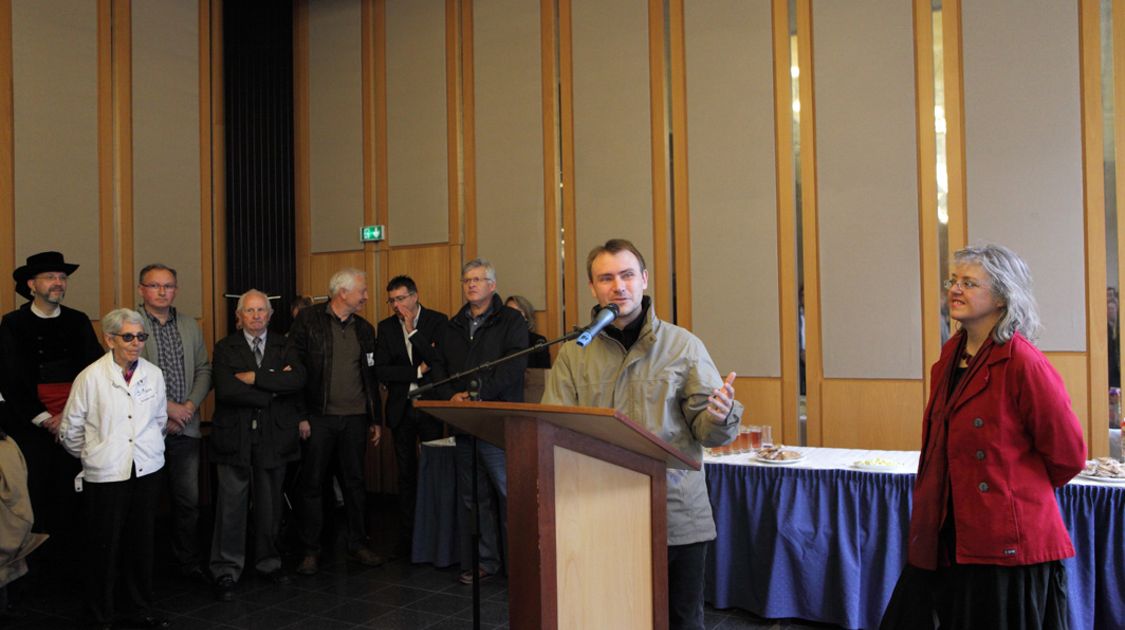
left=109, top=332, right=150, bottom=343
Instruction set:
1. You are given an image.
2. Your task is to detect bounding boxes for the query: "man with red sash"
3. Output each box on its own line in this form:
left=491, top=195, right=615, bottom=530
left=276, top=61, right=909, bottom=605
left=0, top=252, right=103, bottom=559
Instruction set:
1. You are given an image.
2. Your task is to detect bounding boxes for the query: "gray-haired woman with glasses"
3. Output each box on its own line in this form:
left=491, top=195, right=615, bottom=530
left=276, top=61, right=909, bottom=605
left=60, top=308, right=170, bottom=629
left=881, top=244, right=1086, bottom=629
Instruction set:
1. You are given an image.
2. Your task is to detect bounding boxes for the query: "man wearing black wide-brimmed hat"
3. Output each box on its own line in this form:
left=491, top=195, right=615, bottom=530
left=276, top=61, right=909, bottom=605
left=0, top=251, right=104, bottom=572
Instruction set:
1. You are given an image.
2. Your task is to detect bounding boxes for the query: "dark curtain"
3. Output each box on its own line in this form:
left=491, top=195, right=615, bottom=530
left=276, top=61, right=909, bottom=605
left=222, top=1, right=297, bottom=334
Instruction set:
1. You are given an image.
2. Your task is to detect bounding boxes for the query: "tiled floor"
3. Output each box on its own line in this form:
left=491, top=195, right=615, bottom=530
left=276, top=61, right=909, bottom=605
left=2, top=494, right=842, bottom=629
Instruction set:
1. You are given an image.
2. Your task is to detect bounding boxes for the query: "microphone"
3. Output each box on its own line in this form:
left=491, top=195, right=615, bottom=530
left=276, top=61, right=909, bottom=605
left=576, top=304, right=620, bottom=347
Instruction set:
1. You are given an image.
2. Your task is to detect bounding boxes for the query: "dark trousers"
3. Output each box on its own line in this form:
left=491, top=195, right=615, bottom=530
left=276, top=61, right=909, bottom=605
left=22, top=434, right=81, bottom=536
left=668, top=541, right=708, bottom=630
left=454, top=437, right=507, bottom=575
left=209, top=462, right=286, bottom=581
left=298, top=414, right=369, bottom=554
left=83, top=468, right=161, bottom=624
left=391, top=407, right=444, bottom=544
left=22, top=436, right=81, bottom=575
left=163, top=434, right=201, bottom=572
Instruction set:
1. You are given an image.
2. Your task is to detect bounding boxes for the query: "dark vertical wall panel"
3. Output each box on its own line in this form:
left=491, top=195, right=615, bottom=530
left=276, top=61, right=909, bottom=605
left=223, top=2, right=297, bottom=332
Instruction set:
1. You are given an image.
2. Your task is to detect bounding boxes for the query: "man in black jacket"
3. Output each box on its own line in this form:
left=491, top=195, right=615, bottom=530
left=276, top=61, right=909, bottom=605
left=208, top=290, right=306, bottom=601
left=0, top=252, right=103, bottom=566
left=289, top=268, right=384, bottom=576
left=374, top=275, right=448, bottom=556
left=430, top=259, right=527, bottom=584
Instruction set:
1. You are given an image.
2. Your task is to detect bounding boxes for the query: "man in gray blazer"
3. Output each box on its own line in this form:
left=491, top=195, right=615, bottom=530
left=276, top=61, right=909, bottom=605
left=137, top=263, right=213, bottom=581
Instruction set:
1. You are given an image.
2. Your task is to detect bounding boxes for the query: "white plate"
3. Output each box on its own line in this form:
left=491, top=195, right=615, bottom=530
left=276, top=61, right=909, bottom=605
left=851, top=462, right=901, bottom=472
left=751, top=452, right=806, bottom=466
left=1078, top=471, right=1125, bottom=484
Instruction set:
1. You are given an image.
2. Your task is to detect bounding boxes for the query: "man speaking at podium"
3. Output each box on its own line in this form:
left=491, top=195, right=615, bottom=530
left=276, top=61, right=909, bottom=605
left=542, top=238, right=742, bottom=630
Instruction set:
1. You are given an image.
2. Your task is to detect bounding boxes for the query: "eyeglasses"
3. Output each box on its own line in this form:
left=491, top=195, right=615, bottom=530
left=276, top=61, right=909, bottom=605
left=462, top=277, right=491, bottom=286
left=943, top=278, right=986, bottom=291
left=386, top=292, right=416, bottom=305
left=110, top=332, right=149, bottom=343
left=34, top=273, right=68, bottom=282
left=141, top=283, right=177, bottom=292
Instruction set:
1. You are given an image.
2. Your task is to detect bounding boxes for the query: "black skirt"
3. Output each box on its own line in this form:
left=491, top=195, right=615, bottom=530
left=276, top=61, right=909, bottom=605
left=880, top=560, right=1069, bottom=630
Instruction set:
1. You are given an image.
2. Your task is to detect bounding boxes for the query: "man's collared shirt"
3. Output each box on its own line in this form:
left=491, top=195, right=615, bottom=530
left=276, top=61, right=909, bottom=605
left=28, top=302, right=73, bottom=426
left=29, top=303, right=61, bottom=319
left=467, top=303, right=493, bottom=341
left=244, top=329, right=268, bottom=352
left=399, top=306, right=423, bottom=391
left=325, top=304, right=367, bottom=416
left=143, top=306, right=188, bottom=405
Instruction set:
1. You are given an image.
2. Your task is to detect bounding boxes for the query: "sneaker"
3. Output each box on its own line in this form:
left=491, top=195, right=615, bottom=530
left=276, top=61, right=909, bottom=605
left=458, top=566, right=495, bottom=585
left=346, top=547, right=387, bottom=568
left=213, top=575, right=235, bottom=602
left=296, top=555, right=319, bottom=576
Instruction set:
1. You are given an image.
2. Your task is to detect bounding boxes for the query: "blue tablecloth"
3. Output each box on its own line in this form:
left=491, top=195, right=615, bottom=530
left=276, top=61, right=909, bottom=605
left=411, top=444, right=460, bottom=567
left=704, top=460, right=1125, bottom=630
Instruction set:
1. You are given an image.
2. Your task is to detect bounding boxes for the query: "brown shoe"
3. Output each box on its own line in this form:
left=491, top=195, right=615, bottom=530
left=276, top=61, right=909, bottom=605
left=347, top=547, right=387, bottom=567
left=296, top=554, right=319, bottom=576
left=459, top=566, right=495, bottom=585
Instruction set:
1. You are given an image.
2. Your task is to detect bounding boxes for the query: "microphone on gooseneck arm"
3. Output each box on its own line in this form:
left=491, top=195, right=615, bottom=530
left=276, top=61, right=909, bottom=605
left=576, top=304, right=620, bottom=347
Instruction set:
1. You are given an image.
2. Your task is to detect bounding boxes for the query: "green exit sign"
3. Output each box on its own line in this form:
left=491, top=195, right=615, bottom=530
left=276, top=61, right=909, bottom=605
left=360, top=225, right=385, bottom=242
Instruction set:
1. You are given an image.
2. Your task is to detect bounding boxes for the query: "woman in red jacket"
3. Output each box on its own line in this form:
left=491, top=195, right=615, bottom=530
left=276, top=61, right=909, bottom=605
left=881, top=244, right=1087, bottom=629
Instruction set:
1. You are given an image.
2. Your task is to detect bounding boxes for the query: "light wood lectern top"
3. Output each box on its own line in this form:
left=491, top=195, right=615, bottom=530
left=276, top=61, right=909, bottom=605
left=415, top=400, right=698, bottom=630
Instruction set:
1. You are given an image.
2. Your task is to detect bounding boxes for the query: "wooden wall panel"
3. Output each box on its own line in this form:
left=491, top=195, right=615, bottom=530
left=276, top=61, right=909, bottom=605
left=385, top=243, right=457, bottom=320
left=821, top=380, right=925, bottom=451
left=0, top=0, right=12, bottom=315
left=308, top=250, right=367, bottom=302
left=1046, top=352, right=1097, bottom=455
left=11, top=0, right=100, bottom=315
left=734, top=377, right=783, bottom=442
left=1078, top=0, right=1107, bottom=458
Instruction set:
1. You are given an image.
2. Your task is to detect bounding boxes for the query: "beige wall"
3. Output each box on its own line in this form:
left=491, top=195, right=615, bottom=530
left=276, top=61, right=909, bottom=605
left=472, top=0, right=546, bottom=308
left=11, top=0, right=100, bottom=315
left=133, top=0, right=203, bottom=317
left=385, top=0, right=448, bottom=247
left=570, top=0, right=654, bottom=320
left=308, top=0, right=364, bottom=254
left=962, top=0, right=1086, bottom=352
left=3, top=0, right=218, bottom=351
left=685, top=0, right=780, bottom=378
left=813, top=0, right=922, bottom=379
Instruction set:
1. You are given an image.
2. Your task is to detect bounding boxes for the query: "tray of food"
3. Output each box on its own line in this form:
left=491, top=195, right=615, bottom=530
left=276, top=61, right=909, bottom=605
left=851, top=457, right=901, bottom=472
left=1079, top=457, right=1125, bottom=483
left=751, top=445, right=805, bottom=465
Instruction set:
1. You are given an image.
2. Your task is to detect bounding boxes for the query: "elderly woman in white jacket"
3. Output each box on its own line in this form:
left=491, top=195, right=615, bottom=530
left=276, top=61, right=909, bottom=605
left=60, top=308, right=169, bottom=630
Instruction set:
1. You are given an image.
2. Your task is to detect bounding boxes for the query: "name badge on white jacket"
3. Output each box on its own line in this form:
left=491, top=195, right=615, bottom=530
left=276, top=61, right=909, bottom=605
left=134, top=378, right=156, bottom=403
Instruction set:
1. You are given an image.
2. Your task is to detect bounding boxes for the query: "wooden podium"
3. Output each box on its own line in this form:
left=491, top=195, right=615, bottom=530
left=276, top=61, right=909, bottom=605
left=414, top=400, right=698, bottom=630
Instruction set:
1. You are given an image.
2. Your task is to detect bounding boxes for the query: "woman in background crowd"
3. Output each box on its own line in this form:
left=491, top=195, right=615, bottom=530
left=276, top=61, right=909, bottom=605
left=505, top=295, right=550, bottom=369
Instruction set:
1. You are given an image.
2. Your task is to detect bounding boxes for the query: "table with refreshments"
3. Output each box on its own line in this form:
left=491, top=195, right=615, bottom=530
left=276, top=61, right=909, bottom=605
left=703, top=441, right=1125, bottom=630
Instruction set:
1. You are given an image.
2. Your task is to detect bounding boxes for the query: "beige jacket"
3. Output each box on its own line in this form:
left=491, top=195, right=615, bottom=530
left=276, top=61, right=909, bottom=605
left=0, top=436, right=48, bottom=587
left=542, top=301, right=742, bottom=545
